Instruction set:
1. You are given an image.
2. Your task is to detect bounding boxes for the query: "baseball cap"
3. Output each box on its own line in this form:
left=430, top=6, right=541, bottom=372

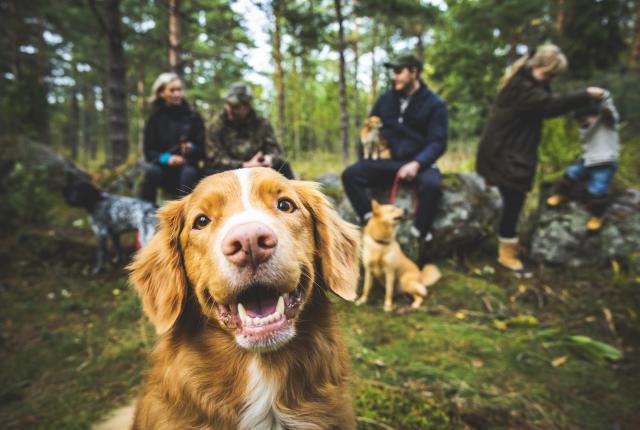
left=225, top=83, right=253, bottom=106
left=384, top=51, right=423, bottom=71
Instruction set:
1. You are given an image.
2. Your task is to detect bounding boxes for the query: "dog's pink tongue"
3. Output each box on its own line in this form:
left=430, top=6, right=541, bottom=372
left=244, top=297, right=278, bottom=318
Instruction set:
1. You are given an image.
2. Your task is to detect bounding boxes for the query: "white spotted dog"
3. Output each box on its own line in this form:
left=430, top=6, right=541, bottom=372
left=63, top=181, right=157, bottom=274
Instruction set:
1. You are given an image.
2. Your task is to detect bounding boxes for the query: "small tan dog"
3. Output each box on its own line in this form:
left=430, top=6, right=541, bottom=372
left=356, top=200, right=441, bottom=312
left=360, top=116, right=391, bottom=160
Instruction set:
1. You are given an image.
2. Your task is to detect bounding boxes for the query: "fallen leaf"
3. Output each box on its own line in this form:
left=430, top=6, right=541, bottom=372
left=455, top=311, right=466, bottom=320
left=471, top=359, right=484, bottom=368
left=493, top=320, right=508, bottom=331
left=112, top=288, right=121, bottom=296
left=551, top=356, right=568, bottom=367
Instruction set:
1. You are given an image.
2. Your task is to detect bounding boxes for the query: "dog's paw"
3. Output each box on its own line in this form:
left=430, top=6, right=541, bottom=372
left=383, top=303, right=393, bottom=312
left=355, top=297, right=367, bottom=306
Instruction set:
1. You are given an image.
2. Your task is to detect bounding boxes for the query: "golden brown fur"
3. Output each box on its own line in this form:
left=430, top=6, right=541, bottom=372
left=360, top=116, right=391, bottom=160
left=356, top=200, right=441, bottom=312
left=127, top=168, right=360, bottom=429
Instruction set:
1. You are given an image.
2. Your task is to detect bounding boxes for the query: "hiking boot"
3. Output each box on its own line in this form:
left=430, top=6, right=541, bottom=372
left=586, top=216, right=604, bottom=232
left=497, top=237, right=532, bottom=278
left=546, top=194, right=568, bottom=207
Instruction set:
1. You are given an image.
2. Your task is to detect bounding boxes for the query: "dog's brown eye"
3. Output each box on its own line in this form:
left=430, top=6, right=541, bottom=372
left=193, top=215, right=211, bottom=229
left=277, top=198, right=296, bottom=213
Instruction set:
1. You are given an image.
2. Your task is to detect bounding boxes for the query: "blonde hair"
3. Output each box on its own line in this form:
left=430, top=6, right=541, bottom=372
left=149, top=72, right=181, bottom=103
left=499, top=44, right=568, bottom=90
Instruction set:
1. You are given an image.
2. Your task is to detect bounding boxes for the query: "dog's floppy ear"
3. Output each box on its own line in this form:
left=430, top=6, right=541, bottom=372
left=128, top=199, right=188, bottom=334
left=294, top=181, right=361, bottom=301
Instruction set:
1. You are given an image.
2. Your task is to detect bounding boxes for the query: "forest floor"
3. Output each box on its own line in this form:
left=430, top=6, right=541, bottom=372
left=1, top=161, right=639, bottom=429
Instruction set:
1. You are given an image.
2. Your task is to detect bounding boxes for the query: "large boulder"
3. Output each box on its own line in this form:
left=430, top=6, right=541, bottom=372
left=0, top=139, right=91, bottom=192
left=330, top=173, right=502, bottom=260
left=530, top=188, right=640, bottom=268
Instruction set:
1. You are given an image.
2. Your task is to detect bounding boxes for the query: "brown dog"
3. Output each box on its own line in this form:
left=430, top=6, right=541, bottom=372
left=360, top=116, right=391, bottom=160
left=126, top=168, right=360, bottom=429
left=356, top=200, right=441, bottom=312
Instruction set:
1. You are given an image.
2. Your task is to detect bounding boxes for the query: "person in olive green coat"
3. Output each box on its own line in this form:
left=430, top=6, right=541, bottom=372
left=476, top=44, right=605, bottom=278
left=205, top=83, right=294, bottom=179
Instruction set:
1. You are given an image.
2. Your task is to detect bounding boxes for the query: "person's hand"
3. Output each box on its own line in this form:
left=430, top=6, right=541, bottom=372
left=180, top=142, right=193, bottom=155
left=169, top=154, right=186, bottom=166
left=396, top=161, right=420, bottom=181
left=586, top=87, right=606, bottom=99
left=242, top=151, right=264, bottom=168
left=259, top=154, right=273, bottom=168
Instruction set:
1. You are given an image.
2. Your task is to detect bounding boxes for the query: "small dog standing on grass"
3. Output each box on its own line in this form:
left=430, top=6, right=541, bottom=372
left=360, top=116, right=391, bottom=160
left=63, top=181, right=157, bottom=274
left=356, top=200, right=441, bottom=312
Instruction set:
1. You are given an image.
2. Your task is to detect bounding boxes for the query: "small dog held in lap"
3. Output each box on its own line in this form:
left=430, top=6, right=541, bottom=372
left=121, top=168, right=360, bottom=429
left=356, top=200, right=441, bottom=312
left=63, top=181, right=157, bottom=274
left=360, top=116, right=391, bottom=160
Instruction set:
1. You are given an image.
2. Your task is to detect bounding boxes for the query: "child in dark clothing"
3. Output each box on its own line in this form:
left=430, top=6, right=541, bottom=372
left=547, top=91, right=620, bottom=231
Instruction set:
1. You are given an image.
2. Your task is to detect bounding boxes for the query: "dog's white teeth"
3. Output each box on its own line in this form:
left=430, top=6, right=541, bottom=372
left=238, top=303, right=247, bottom=323
left=276, top=296, right=285, bottom=315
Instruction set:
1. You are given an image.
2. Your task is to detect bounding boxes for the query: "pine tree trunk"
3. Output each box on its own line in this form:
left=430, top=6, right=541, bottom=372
left=104, top=0, right=129, bottom=167
left=82, top=83, right=98, bottom=163
left=272, top=0, right=286, bottom=146
left=168, top=0, right=182, bottom=76
left=631, top=4, right=640, bottom=65
left=335, top=0, right=350, bottom=166
left=352, top=3, right=361, bottom=132
left=368, top=22, right=379, bottom=111
left=69, top=87, right=80, bottom=160
left=555, top=0, right=566, bottom=34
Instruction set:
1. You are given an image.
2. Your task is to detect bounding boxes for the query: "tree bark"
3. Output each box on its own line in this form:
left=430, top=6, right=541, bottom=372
left=631, top=3, right=640, bottom=65
left=168, top=0, right=182, bottom=76
left=555, top=0, right=566, bottom=34
left=103, top=0, right=129, bottom=166
left=368, top=21, right=379, bottom=112
left=82, top=83, right=98, bottom=162
left=69, top=87, right=80, bottom=160
left=272, top=0, right=286, bottom=146
left=335, top=0, right=350, bottom=166
left=352, top=1, right=361, bottom=131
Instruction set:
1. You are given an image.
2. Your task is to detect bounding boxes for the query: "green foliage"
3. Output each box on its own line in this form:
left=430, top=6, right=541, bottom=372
left=354, top=380, right=449, bottom=429
left=0, top=163, right=56, bottom=232
left=537, top=117, right=581, bottom=183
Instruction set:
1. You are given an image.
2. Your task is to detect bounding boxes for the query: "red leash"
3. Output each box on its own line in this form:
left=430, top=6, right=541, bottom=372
left=389, top=173, right=419, bottom=215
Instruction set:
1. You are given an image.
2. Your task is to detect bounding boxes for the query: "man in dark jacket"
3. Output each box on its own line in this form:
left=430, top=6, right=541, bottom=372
left=140, top=74, right=205, bottom=204
left=206, top=83, right=294, bottom=179
left=342, top=52, right=448, bottom=267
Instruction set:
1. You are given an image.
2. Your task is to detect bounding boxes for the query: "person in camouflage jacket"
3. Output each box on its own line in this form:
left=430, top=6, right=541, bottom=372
left=206, top=83, right=294, bottom=179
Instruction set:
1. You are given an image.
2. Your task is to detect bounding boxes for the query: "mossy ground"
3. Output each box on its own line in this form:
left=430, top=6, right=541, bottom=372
left=1, top=212, right=638, bottom=430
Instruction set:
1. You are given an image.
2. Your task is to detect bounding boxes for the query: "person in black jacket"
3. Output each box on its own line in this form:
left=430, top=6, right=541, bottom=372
left=476, top=44, right=605, bottom=277
left=140, top=72, right=205, bottom=204
left=342, top=52, right=448, bottom=268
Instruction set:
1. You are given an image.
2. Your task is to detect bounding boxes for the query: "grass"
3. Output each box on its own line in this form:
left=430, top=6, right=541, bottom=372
left=1, top=216, right=639, bottom=429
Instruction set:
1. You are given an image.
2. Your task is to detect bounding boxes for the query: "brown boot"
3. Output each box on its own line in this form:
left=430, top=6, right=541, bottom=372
left=546, top=194, right=568, bottom=207
left=498, top=238, right=532, bottom=278
left=586, top=197, right=608, bottom=233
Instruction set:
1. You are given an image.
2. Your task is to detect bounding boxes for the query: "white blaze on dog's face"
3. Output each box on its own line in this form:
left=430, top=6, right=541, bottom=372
left=130, top=167, right=360, bottom=353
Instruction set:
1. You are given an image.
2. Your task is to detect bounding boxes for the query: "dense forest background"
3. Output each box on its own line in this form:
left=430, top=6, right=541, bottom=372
left=1, top=0, right=639, bottom=171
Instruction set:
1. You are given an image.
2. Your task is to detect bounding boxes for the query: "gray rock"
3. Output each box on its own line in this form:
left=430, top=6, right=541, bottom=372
left=2, top=139, right=91, bottom=191
left=530, top=188, right=640, bottom=268
left=337, top=173, right=502, bottom=259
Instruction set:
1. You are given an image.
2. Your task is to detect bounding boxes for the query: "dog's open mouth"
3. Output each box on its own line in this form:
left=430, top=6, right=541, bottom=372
left=214, top=283, right=304, bottom=351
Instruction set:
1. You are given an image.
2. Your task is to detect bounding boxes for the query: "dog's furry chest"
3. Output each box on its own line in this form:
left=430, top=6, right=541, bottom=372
left=363, top=235, right=402, bottom=276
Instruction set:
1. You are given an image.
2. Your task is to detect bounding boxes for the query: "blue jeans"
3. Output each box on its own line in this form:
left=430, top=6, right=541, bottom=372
left=565, top=160, right=617, bottom=198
